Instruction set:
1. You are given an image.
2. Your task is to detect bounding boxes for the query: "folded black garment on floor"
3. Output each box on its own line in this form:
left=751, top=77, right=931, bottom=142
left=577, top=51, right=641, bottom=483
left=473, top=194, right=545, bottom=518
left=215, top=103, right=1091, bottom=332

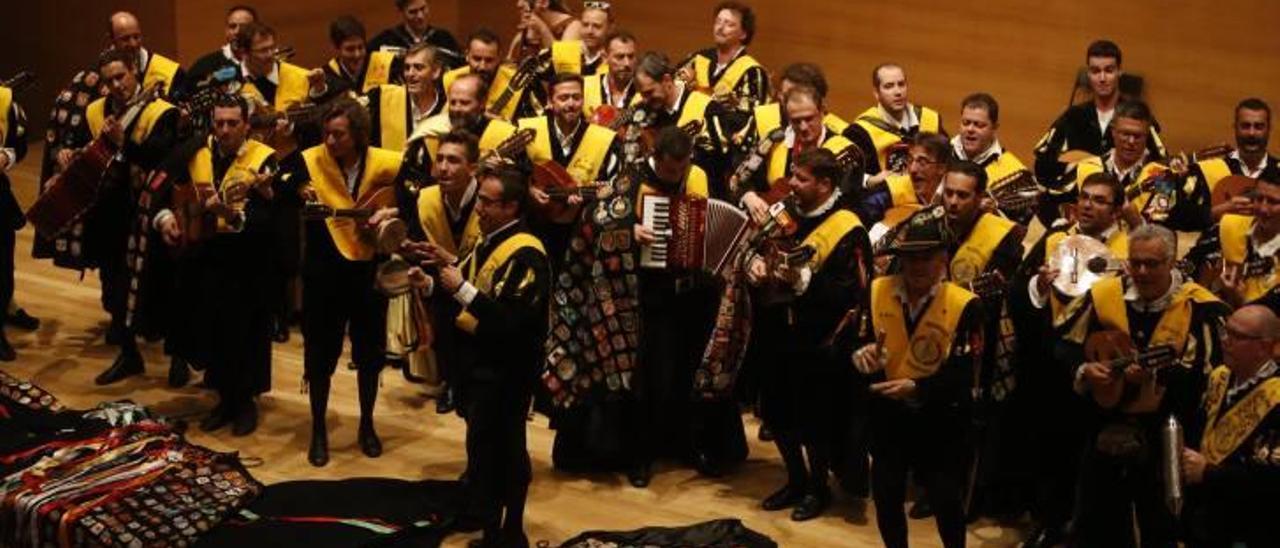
left=559, top=518, right=777, bottom=548
left=195, top=478, right=459, bottom=548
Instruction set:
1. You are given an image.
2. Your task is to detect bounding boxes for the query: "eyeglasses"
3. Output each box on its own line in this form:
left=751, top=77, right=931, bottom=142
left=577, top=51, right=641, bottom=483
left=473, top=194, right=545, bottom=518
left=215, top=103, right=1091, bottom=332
left=909, top=156, right=938, bottom=167
left=583, top=1, right=612, bottom=10
left=1078, top=192, right=1114, bottom=206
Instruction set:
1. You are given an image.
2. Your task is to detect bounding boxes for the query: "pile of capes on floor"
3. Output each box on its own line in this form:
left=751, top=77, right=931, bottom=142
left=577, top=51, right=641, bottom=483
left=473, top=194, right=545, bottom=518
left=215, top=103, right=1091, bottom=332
left=194, top=478, right=455, bottom=548
left=0, top=370, right=262, bottom=547
left=559, top=519, right=777, bottom=548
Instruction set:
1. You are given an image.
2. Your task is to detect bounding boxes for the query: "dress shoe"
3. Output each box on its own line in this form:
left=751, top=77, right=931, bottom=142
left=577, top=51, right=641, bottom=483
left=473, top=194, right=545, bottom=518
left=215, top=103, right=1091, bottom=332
left=0, top=336, right=15, bottom=362
left=358, top=424, right=383, bottom=458
left=199, top=408, right=232, bottom=432
left=1021, top=524, right=1065, bottom=548
left=500, top=530, right=529, bottom=548
left=627, top=461, right=652, bottom=488
left=908, top=499, right=934, bottom=519
left=6, top=309, right=39, bottom=330
left=790, top=491, right=830, bottom=521
left=231, top=402, right=258, bottom=437
left=168, top=356, right=190, bottom=388
left=757, top=424, right=775, bottom=442
left=761, top=484, right=805, bottom=511
left=95, top=351, right=143, bottom=385
left=692, top=450, right=724, bottom=478
left=308, top=429, right=329, bottom=467
left=436, top=388, right=456, bottom=414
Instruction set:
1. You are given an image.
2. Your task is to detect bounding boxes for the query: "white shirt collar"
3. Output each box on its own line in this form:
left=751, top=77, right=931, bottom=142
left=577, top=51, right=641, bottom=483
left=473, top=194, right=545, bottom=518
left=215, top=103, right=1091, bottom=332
left=1104, top=149, right=1148, bottom=182
left=1229, top=150, right=1271, bottom=179
left=242, top=60, right=280, bottom=85
left=343, top=156, right=364, bottom=193
left=443, top=177, right=477, bottom=222
left=137, top=48, right=151, bottom=73
left=603, top=76, right=632, bottom=108
left=878, top=103, right=919, bottom=131
left=950, top=135, right=1003, bottom=164
left=1096, top=107, right=1115, bottom=138
left=783, top=124, right=827, bottom=150
left=1122, top=271, right=1184, bottom=312
left=1250, top=221, right=1280, bottom=257
left=713, top=46, right=747, bottom=74
left=482, top=219, right=521, bottom=247
left=1229, top=360, right=1279, bottom=400
left=798, top=189, right=841, bottom=218
left=667, top=82, right=687, bottom=115
left=894, top=277, right=943, bottom=322
left=552, top=116, right=582, bottom=155
left=220, top=44, right=236, bottom=62
left=410, top=92, right=439, bottom=126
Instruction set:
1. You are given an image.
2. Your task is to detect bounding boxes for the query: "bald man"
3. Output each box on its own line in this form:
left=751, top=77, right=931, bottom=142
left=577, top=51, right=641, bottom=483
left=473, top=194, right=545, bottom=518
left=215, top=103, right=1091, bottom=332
left=108, top=11, right=186, bottom=98
left=1182, top=305, right=1280, bottom=546
left=186, top=5, right=257, bottom=93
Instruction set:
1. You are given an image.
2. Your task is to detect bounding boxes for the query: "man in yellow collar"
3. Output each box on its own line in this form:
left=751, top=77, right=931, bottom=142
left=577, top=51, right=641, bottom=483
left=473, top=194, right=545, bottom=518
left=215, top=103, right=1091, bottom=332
left=1014, top=171, right=1127, bottom=547
left=746, top=148, right=872, bottom=521
left=1194, top=98, right=1278, bottom=221
left=1180, top=305, right=1280, bottom=546
left=322, top=16, right=397, bottom=95
left=949, top=93, right=1036, bottom=225
left=365, top=43, right=446, bottom=154
left=442, top=29, right=531, bottom=122
left=851, top=205, right=982, bottom=548
left=744, top=62, right=852, bottom=153
left=856, top=132, right=949, bottom=247
left=411, top=166, right=550, bottom=548
left=677, top=1, right=769, bottom=111
left=107, top=11, right=185, bottom=98
left=279, top=99, right=403, bottom=468
left=76, top=50, right=181, bottom=386
left=1065, top=224, right=1228, bottom=547
left=582, top=31, right=638, bottom=120
left=1184, top=176, right=1280, bottom=307
left=846, top=63, right=944, bottom=177
left=632, top=51, right=733, bottom=193
left=153, top=95, right=278, bottom=435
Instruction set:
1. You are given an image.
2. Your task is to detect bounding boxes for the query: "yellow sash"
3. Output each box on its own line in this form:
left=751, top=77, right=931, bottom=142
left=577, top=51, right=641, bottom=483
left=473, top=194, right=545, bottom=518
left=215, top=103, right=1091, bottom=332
left=442, top=64, right=518, bottom=108
left=855, top=105, right=941, bottom=169
left=872, top=276, right=977, bottom=380
left=1220, top=214, right=1279, bottom=301
left=801, top=210, right=863, bottom=272
left=678, top=91, right=713, bottom=131
left=1128, top=162, right=1170, bottom=213
left=365, top=51, right=396, bottom=93
left=518, top=117, right=616, bottom=184
left=86, top=97, right=175, bottom=145
left=416, top=184, right=481, bottom=257
left=455, top=232, right=546, bottom=334
left=1091, top=277, right=1220, bottom=349
left=551, top=41, right=583, bottom=75
left=639, top=165, right=709, bottom=202
left=1197, top=158, right=1233, bottom=192
left=1202, top=366, right=1280, bottom=465
left=275, top=62, right=312, bottom=110
left=765, top=135, right=856, bottom=194
left=1073, top=156, right=1105, bottom=190
left=142, top=53, right=180, bottom=94
left=693, top=54, right=761, bottom=96
left=479, top=119, right=517, bottom=154
left=753, top=104, right=782, bottom=141
left=886, top=174, right=919, bottom=208
left=984, top=152, right=1030, bottom=191
left=951, top=213, right=1016, bottom=284
left=377, top=85, right=409, bottom=152
left=301, top=145, right=402, bottom=261
left=189, top=139, right=276, bottom=232
left=0, top=87, right=11, bottom=147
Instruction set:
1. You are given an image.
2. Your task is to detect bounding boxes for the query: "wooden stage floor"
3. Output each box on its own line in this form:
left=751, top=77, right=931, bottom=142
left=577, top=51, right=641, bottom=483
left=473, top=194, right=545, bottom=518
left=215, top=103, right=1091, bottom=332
left=1, top=144, right=1027, bottom=547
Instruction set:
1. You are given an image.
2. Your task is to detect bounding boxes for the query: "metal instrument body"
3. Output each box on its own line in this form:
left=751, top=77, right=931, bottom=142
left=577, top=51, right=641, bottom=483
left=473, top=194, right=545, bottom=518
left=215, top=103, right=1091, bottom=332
left=1050, top=233, right=1116, bottom=297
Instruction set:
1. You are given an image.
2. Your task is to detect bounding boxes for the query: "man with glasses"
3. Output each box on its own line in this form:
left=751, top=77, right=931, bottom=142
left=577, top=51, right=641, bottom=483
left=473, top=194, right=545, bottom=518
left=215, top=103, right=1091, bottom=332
left=1013, top=172, right=1129, bottom=547
left=1184, top=176, right=1280, bottom=307
left=1063, top=224, right=1227, bottom=547
left=855, top=132, right=950, bottom=247
left=1181, top=305, right=1280, bottom=546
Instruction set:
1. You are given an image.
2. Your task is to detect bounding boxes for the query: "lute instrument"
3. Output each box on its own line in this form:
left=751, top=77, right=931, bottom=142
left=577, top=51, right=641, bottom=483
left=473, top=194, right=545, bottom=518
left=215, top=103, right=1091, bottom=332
left=1083, top=330, right=1178, bottom=410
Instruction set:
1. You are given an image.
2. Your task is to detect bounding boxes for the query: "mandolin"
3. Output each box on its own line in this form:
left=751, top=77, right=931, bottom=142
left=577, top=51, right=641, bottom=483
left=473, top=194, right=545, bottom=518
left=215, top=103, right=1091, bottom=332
left=1084, top=330, right=1178, bottom=410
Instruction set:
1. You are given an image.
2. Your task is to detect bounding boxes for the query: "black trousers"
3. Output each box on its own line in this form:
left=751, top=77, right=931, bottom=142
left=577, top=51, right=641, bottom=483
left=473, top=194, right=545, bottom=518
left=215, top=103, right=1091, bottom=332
left=301, top=258, right=387, bottom=380
left=91, top=185, right=134, bottom=322
left=759, top=343, right=839, bottom=492
left=461, top=380, right=532, bottom=528
left=870, top=400, right=969, bottom=548
left=1071, top=418, right=1175, bottom=548
left=0, top=225, right=13, bottom=321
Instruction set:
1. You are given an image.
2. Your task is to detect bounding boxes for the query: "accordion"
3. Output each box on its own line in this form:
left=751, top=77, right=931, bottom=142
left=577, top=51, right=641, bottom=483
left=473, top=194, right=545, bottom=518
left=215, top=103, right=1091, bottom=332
left=639, top=195, right=750, bottom=276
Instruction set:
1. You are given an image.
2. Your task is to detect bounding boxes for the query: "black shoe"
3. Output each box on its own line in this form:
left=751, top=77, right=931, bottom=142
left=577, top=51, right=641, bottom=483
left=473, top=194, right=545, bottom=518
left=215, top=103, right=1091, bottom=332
left=168, top=357, right=190, bottom=388
left=790, top=491, right=830, bottom=521
left=105, top=320, right=128, bottom=346
left=231, top=402, right=258, bottom=437
left=908, top=499, right=934, bottom=519
left=692, top=451, right=724, bottom=478
left=761, top=484, right=805, bottom=511
left=308, top=429, right=329, bottom=467
left=627, top=461, right=652, bottom=488
left=95, top=351, right=143, bottom=385
left=1021, top=524, right=1065, bottom=548
left=436, top=388, right=456, bottom=414
left=0, top=337, right=15, bottom=362
left=500, top=530, right=529, bottom=548
left=199, top=406, right=232, bottom=432
left=358, top=424, right=382, bottom=458
left=6, top=309, right=39, bottom=331
left=757, top=424, right=774, bottom=442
